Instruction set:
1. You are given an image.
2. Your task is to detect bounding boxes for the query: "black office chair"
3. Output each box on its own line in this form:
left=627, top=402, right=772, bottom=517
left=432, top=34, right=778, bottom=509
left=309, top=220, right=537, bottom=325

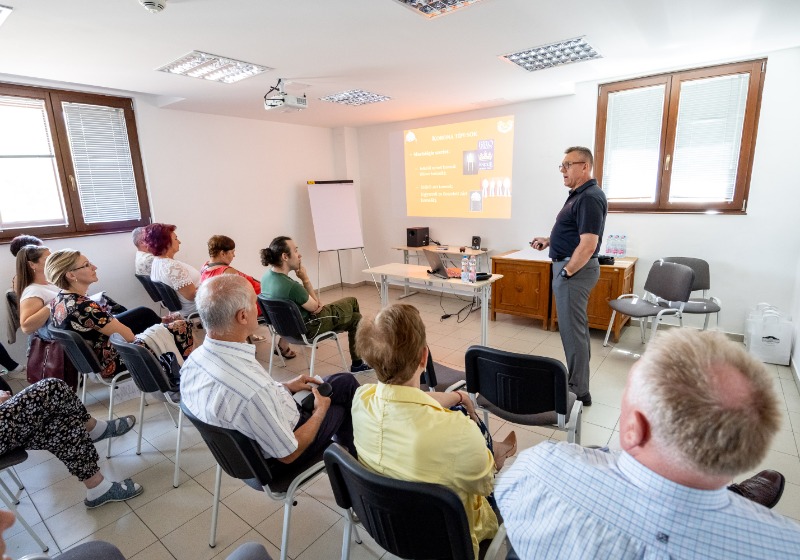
left=110, top=334, right=184, bottom=488
left=257, top=296, right=347, bottom=377
left=465, top=345, right=582, bottom=444
left=180, top=403, right=325, bottom=560
left=420, top=346, right=466, bottom=392
left=135, top=273, right=162, bottom=304
left=0, top=448, right=49, bottom=553
left=324, top=443, right=506, bottom=560
left=603, top=260, right=695, bottom=347
left=152, top=280, right=201, bottom=326
left=48, top=327, right=131, bottom=458
left=662, top=257, right=721, bottom=330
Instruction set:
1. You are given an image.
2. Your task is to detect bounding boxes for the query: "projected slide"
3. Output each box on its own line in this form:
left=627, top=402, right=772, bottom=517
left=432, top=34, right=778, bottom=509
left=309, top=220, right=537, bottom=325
left=404, top=115, right=515, bottom=219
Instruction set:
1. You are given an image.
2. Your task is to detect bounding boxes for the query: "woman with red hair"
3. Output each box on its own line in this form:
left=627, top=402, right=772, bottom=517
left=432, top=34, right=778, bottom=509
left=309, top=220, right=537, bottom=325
left=146, top=224, right=201, bottom=316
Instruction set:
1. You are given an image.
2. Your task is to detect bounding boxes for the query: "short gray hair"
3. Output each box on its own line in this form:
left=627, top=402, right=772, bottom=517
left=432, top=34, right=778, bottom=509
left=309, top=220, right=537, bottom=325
left=565, top=146, right=593, bottom=167
left=630, top=329, right=780, bottom=477
left=196, top=275, right=254, bottom=335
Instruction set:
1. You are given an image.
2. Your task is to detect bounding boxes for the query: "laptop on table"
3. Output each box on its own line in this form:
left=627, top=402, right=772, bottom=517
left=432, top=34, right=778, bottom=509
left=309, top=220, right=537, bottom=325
left=423, top=249, right=461, bottom=280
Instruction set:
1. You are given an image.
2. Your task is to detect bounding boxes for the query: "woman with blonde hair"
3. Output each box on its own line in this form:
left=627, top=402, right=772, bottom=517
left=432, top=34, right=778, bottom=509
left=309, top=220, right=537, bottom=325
left=46, top=249, right=192, bottom=378
left=352, top=304, right=516, bottom=558
left=200, top=235, right=295, bottom=358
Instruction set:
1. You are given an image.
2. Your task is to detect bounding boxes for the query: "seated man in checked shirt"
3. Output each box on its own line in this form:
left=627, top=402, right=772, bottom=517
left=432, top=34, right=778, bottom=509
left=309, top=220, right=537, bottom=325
left=496, top=329, right=800, bottom=560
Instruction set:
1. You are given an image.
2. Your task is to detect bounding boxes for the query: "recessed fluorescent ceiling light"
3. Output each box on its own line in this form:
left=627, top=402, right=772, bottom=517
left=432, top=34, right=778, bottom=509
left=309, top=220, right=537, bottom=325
left=392, top=0, right=484, bottom=18
left=501, top=37, right=601, bottom=72
left=157, top=51, right=271, bottom=84
left=0, top=4, right=13, bottom=27
left=320, top=90, right=391, bottom=106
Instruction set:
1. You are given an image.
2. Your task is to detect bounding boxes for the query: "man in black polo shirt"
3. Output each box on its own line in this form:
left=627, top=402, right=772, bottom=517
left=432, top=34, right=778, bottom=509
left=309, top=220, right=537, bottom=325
left=530, top=146, right=607, bottom=406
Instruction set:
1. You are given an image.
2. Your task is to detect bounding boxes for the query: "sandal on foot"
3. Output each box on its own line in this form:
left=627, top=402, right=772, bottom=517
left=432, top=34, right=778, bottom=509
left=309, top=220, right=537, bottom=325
left=274, top=345, right=297, bottom=359
left=84, top=478, right=143, bottom=508
left=92, top=415, right=136, bottom=443
left=494, top=431, right=518, bottom=471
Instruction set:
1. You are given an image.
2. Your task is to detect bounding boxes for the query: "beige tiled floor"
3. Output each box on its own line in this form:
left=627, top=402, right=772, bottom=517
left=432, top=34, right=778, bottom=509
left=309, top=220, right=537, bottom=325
left=3, top=284, right=800, bottom=559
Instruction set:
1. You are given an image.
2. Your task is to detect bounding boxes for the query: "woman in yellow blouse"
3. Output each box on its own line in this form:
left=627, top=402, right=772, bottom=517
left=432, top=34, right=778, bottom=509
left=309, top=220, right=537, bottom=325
left=351, top=304, right=516, bottom=558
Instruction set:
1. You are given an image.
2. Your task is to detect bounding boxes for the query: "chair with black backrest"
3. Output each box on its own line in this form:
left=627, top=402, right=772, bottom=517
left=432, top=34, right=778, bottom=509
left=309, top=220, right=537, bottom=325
left=602, top=259, right=695, bottom=347
left=256, top=296, right=347, bottom=377
left=465, top=345, right=582, bottom=444
left=324, top=443, right=506, bottom=560
left=109, top=333, right=184, bottom=488
left=0, top=448, right=49, bottom=554
left=48, top=327, right=130, bottom=459
left=135, top=273, right=163, bottom=305
left=151, top=281, right=200, bottom=326
left=180, top=403, right=325, bottom=560
left=662, top=257, right=721, bottom=330
left=420, top=346, right=466, bottom=392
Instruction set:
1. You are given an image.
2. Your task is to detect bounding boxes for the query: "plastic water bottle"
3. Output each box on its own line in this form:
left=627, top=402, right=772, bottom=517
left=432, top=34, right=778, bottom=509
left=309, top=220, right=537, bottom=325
left=612, top=235, right=621, bottom=255
left=604, top=234, right=614, bottom=256
left=461, top=255, right=469, bottom=283
left=468, top=255, right=477, bottom=283
left=619, top=235, right=627, bottom=257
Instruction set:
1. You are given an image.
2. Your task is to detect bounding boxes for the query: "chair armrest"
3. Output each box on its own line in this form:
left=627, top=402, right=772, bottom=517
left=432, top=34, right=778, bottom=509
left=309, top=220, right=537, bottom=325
left=614, top=293, right=638, bottom=300
left=483, top=523, right=507, bottom=560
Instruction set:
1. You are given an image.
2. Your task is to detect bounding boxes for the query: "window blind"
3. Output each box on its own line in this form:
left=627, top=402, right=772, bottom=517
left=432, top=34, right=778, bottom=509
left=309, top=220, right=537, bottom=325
left=669, top=73, right=749, bottom=203
left=601, top=84, right=665, bottom=202
left=0, top=95, right=68, bottom=228
left=62, top=102, right=141, bottom=224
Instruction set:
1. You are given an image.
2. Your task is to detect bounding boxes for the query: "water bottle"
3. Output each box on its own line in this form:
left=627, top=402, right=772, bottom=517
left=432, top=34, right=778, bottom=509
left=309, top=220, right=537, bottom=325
left=604, top=234, right=614, bottom=256
left=461, top=255, right=469, bottom=283
left=468, top=255, right=477, bottom=283
left=619, top=235, right=627, bottom=257
left=612, top=235, right=621, bottom=255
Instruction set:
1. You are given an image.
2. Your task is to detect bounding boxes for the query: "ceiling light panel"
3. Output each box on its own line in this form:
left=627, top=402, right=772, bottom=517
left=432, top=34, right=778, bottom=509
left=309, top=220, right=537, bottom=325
left=501, top=37, right=601, bottom=72
left=392, top=0, right=484, bottom=18
left=320, top=90, right=391, bottom=106
left=157, top=51, right=271, bottom=84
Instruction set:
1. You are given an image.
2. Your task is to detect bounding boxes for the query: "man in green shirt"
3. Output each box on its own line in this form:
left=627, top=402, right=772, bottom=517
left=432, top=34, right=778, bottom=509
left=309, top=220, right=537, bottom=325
left=261, top=236, right=370, bottom=373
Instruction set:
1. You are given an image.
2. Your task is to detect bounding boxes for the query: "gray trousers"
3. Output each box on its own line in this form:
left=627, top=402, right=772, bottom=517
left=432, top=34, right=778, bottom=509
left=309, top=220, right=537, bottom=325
left=552, top=259, right=600, bottom=397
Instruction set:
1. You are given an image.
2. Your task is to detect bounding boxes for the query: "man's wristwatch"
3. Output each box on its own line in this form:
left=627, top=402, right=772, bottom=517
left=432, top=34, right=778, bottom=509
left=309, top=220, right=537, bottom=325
left=560, top=267, right=572, bottom=279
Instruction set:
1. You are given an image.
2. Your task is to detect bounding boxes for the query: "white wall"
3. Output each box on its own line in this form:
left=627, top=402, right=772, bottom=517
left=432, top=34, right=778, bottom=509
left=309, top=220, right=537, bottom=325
left=792, top=254, right=800, bottom=373
left=356, top=46, right=800, bottom=336
left=1, top=94, right=338, bottom=364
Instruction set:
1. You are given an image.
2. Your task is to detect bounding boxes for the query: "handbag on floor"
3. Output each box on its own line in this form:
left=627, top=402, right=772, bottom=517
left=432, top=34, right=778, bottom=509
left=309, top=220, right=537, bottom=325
left=26, top=334, right=79, bottom=390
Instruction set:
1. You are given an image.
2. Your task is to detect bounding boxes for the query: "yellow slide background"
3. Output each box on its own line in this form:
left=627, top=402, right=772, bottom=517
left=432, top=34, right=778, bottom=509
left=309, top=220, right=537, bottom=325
left=404, top=115, right=515, bottom=218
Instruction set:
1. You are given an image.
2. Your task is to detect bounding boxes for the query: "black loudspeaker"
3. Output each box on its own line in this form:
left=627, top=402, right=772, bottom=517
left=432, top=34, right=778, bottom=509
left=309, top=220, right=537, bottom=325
left=407, top=227, right=429, bottom=247
left=471, top=236, right=481, bottom=250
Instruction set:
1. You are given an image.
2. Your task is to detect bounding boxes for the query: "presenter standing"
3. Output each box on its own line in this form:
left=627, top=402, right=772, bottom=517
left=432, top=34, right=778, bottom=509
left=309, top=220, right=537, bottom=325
left=530, top=147, right=607, bottom=406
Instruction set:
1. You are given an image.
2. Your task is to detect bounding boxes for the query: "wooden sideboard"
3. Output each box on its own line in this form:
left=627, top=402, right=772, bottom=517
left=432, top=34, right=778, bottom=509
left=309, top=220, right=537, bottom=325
left=491, top=251, right=551, bottom=329
left=491, top=252, right=637, bottom=342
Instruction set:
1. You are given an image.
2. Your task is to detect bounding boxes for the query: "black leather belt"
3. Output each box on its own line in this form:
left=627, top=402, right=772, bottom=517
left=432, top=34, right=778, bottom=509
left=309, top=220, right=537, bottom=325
left=552, top=256, right=599, bottom=262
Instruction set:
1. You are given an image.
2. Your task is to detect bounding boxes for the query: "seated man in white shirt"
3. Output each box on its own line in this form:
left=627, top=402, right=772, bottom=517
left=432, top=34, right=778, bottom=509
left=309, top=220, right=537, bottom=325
left=180, top=275, right=359, bottom=478
left=133, top=226, right=154, bottom=276
left=496, top=329, right=800, bottom=560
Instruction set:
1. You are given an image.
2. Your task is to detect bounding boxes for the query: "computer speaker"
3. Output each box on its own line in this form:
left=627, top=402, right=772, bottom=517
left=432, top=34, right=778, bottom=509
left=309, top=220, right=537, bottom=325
left=471, top=236, right=481, bottom=250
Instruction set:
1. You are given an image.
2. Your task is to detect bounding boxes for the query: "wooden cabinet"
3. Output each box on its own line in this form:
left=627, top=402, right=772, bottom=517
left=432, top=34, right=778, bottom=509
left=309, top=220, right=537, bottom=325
left=491, top=252, right=551, bottom=329
left=550, top=257, right=637, bottom=342
left=491, top=252, right=637, bottom=342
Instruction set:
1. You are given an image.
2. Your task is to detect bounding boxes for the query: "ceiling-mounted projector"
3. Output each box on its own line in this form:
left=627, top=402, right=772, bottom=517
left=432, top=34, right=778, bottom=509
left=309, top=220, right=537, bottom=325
left=139, top=0, right=167, bottom=12
left=263, top=78, right=308, bottom=112
left=264, top=94, right=308, bottom=112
